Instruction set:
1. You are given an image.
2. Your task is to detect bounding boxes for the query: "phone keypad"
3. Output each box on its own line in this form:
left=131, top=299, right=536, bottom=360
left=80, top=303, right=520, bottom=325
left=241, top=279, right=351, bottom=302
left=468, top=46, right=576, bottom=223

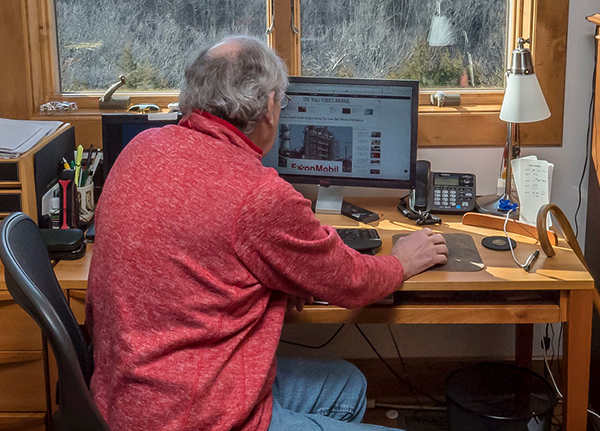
left=430, top=173, right=476, bottom=214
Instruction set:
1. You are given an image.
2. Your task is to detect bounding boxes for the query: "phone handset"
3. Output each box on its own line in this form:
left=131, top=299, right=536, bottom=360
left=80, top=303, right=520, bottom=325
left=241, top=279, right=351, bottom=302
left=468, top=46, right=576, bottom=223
left=410, top=160, right=431, bottom=212
left=399, top=160, right=440, bottom=225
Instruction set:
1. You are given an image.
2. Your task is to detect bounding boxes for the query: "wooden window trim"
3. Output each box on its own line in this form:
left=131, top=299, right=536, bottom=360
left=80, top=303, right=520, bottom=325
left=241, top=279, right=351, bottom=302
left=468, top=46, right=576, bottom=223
left=26, top=0, right=567, bottom=148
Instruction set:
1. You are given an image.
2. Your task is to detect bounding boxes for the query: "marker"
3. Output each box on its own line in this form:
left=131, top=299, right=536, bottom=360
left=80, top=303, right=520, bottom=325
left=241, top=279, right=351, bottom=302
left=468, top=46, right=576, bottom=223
left=74, top=145, right=83, bottom=187
left=62, top=157, right=70, bottom=170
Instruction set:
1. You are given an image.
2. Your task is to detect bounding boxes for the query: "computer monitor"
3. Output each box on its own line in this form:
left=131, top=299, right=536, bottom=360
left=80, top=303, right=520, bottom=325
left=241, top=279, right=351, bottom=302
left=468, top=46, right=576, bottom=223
left=101, top=113, right=181, bottom=178
left=261, top=77, right=418, bottom=214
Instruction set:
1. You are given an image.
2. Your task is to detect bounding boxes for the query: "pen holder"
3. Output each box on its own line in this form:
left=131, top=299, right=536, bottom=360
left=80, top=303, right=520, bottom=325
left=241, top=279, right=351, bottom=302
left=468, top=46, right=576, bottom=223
left=77, top=182, right=95, bottom=222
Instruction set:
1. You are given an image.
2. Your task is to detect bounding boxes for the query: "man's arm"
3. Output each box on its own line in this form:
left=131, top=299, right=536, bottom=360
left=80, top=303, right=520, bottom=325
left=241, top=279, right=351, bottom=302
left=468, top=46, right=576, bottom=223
left=233, top=171, right=446, bottom=308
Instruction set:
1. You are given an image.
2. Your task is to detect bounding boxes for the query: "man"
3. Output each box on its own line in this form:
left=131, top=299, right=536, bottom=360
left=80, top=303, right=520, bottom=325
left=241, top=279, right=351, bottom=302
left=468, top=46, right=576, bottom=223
left=87, top=36, right=447, bottom=431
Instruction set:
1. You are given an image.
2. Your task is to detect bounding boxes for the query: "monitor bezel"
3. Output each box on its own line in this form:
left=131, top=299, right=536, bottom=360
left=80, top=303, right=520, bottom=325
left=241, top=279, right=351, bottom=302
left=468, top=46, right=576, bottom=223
left=273, top=76, right=418, bottom=191
left=101, top=113, right=181, bottom=179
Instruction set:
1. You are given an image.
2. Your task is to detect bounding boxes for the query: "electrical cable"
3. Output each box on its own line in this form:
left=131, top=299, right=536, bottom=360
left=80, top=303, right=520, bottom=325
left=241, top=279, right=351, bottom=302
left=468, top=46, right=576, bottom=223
left=387, top=324, right=423, bottom=409
left=556, top=323, right=564, bottom=381
left=539, top=324, right=563, bottom=400
left=543, top=340, right=563, bottom=399
left=549, top=323, right=556, bottom=370
left=353, top=324, right=445, bottom=405
left=589, top=409, right=600, bottom=428
left=279, top=324, right=345, bottom=349
left=575, top=24, right=598, bottom=237
left=503, top=209, right=540, bottom=271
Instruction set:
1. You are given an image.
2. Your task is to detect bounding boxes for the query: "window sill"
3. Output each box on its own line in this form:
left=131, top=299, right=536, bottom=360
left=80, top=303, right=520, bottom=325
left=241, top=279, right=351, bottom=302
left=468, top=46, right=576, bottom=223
left=30, top=102, right=558, bottom=149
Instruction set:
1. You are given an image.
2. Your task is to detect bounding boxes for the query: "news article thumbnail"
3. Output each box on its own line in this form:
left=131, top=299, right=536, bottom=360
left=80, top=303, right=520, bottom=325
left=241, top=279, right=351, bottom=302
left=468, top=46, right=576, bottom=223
left=278, top=124, right=353, bottom=173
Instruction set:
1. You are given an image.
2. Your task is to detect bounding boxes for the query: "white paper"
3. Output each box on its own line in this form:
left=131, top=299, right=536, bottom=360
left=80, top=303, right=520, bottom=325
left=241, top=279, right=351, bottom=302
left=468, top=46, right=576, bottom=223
left=511, top=157, right=551, bottom=225
left=0, top=118, right=63, bottom=158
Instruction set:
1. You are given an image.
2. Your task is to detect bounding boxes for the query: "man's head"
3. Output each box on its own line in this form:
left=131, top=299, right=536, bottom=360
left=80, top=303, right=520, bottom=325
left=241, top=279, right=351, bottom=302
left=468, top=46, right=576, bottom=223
left=179, top=36, right=288, bottom=141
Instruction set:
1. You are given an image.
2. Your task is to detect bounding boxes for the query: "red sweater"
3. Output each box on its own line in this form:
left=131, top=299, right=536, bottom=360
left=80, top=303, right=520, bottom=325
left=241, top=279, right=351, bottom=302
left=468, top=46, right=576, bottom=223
left=86, top=111, right=404, bottom=431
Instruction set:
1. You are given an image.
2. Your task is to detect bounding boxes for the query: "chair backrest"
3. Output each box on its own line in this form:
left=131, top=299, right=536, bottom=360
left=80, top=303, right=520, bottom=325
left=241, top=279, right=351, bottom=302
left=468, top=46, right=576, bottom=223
left=0, top=212, right=110, bottom=431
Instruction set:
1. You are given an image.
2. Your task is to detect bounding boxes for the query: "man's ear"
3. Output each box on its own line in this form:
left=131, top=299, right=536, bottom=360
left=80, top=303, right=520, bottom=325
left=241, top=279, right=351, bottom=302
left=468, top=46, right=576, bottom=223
left=264, top=92, right=276, bottom=125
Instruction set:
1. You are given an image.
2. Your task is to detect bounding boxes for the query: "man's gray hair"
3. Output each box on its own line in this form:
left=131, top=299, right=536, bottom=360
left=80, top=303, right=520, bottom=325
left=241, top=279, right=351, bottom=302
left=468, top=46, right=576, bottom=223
left=179, top=36, right=288, bottom=134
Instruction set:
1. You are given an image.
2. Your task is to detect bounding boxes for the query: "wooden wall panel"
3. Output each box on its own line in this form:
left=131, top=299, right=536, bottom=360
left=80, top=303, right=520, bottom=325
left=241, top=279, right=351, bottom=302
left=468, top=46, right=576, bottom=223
left=0, top=0, right=34, bottom=119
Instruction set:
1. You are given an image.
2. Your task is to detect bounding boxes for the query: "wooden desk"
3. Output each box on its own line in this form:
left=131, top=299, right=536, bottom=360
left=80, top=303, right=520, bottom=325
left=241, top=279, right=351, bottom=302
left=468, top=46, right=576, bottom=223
left=43, top=198, right=596, bottom=431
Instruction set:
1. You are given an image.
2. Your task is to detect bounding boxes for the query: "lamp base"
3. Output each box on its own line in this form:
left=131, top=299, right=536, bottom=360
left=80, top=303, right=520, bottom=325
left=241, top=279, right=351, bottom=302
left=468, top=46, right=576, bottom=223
left=476, top=193, right=519, bottom=219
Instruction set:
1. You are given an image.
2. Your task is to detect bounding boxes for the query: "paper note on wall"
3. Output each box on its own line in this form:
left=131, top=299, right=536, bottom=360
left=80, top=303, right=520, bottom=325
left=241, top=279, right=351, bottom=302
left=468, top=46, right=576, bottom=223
left=511, top=156, right=552, bottom=225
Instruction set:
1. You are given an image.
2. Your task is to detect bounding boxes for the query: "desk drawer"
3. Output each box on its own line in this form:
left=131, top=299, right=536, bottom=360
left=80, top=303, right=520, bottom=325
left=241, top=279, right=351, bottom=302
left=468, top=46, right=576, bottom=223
left=0, top=292, right=42, bottom=350
left=0, top=191, right=22, bottom=213
left=68, top=290, right=86, bottom=325
left=0, top=161, right=21, bottom=183
left=0, top=413, right=46, bottom=431
left=0, top=352, right=45, bottom=411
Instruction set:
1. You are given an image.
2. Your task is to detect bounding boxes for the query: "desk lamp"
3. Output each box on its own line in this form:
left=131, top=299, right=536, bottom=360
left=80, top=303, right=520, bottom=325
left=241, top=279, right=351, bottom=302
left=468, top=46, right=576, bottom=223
left=476, top=37, right=550, bottom=217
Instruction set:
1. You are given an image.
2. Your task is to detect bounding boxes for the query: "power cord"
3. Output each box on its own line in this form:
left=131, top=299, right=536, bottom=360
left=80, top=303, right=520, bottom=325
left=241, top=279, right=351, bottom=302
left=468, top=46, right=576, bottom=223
left=575, top=24, right=598, bottom=238
left=397, top=197, right=442, bottom=226
left=353, top=324, right=445, bottom=405
left=539, top=324, right=600, bottom=429
left=387, top=324, right=423, bottom=410
left=503, top=209, right=540, bottom=272
left=279, top=324, right=345, bottom=349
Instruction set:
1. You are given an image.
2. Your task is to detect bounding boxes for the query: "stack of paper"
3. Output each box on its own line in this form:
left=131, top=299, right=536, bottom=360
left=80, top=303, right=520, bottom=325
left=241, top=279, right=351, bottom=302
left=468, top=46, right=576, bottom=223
left=0, top=118, right=63, bottom=158
left=511, top=156, right=554, bottom=226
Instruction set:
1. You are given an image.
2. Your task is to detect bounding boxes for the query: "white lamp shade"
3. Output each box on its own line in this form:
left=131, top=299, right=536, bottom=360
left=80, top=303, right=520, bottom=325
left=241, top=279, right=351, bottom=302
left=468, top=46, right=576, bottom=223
left=499, top=73, right=551, bottom=123
left=428, top=15, right=455, bottom=46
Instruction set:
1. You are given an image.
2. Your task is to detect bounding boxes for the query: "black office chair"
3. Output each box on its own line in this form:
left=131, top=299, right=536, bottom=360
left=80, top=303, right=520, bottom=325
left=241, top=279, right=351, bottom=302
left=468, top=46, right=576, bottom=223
left=0, top=212, right=110, bottom=431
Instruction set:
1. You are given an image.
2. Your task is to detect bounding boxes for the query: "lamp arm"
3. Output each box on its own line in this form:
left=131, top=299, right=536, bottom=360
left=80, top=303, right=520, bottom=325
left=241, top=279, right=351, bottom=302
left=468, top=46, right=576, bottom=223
left=100, top=75, right=126, bottom=102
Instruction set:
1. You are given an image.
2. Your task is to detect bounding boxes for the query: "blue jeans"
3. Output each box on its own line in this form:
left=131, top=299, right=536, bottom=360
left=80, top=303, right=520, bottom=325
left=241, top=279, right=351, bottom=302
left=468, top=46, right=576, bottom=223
left=268, top=357, right=401, bottom=431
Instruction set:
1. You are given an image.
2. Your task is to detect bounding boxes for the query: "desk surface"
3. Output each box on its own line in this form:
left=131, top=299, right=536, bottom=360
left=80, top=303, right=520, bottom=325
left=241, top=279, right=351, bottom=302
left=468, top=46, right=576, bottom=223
left=28, top=197, right=594, bottom=293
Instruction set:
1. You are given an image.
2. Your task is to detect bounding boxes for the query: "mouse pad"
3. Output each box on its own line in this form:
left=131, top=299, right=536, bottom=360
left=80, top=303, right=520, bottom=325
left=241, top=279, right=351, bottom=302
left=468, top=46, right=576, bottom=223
left=392, top=233, right=484, bottom=272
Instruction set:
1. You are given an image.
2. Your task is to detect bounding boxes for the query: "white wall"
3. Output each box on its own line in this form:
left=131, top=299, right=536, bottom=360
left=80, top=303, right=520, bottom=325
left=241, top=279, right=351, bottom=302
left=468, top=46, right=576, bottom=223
left=279, top=0, right=599, bottom=360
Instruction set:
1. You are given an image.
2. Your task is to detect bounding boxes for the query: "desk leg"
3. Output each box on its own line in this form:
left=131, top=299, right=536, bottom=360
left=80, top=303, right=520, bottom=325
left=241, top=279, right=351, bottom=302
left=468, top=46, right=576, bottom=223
left=515, top=324, right=533, bottom=369
left=563, top=289, right=593, bottom=431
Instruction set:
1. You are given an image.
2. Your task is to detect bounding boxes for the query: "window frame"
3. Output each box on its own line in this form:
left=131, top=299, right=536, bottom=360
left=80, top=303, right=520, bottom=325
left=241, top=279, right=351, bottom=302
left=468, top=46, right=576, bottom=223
left=29, top=0, right=567, bottom=148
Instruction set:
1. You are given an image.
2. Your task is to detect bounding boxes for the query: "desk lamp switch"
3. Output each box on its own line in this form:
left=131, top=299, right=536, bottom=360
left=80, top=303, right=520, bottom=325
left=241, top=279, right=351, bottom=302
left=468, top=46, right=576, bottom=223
left=341, top=201, right=380, bottom=223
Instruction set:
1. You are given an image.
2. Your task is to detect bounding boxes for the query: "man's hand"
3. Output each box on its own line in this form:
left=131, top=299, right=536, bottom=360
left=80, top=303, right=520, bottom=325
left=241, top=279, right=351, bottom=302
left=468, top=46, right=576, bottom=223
left=287, top=295, right=314, bottom=312
left=391, top=228, right=448, bottom=279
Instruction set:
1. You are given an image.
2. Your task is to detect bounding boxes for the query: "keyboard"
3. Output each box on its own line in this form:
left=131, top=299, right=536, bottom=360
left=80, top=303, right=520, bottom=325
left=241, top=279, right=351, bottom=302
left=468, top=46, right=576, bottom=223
left=336, top=228, right=382, bottom=252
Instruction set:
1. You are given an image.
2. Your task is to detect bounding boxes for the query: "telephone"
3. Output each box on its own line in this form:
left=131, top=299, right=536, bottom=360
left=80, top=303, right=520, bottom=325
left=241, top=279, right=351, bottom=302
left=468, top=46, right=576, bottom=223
left=410, top=160, right=477, bottom=215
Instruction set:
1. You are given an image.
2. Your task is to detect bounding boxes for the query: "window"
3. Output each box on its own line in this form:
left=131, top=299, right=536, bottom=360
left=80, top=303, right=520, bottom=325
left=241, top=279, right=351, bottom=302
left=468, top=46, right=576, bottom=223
left=20, top=0, right=566, bottom=148
left=299, top=0, right=507, bottom=89
left=55, top=0, right=266, bottom=92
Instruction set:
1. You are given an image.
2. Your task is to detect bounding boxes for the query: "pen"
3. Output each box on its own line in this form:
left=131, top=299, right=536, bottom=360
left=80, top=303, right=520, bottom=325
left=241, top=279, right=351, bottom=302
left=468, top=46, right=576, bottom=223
left=62, top=157, right=70, bottom=170
left=84, top=145, right=93, bottom=172
left=86, top=149, right=101, bottom=184
left=81, top=146, right=94, bottom=186
left=74, top=145, right=83, bottom=187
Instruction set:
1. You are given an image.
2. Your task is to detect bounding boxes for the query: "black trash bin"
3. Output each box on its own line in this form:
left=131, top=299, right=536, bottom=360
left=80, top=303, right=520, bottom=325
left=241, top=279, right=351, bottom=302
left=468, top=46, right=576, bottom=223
left=446, top=362, right=557, bottom=431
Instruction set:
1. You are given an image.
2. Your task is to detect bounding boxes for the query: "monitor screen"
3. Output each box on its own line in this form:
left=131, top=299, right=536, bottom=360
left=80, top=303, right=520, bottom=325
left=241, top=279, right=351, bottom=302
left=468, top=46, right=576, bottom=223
left=261, top=77, right=418, bottom=191
left=101, top=113, right=181, bottom=178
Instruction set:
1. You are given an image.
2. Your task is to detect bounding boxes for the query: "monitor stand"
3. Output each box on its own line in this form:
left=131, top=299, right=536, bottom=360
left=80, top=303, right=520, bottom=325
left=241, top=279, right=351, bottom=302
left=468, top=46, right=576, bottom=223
left=315, top=185, right=344, bottom=214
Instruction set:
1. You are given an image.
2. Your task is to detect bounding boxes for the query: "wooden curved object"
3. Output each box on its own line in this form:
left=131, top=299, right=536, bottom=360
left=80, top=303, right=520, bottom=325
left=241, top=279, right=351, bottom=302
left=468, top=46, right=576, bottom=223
left=537, top=203, right=600, bottom=316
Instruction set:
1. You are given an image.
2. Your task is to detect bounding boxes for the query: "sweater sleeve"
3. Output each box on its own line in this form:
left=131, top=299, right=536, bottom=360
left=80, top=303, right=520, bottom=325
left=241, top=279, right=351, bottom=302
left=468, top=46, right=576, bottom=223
left=232, top=171, right=404, bottom=308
